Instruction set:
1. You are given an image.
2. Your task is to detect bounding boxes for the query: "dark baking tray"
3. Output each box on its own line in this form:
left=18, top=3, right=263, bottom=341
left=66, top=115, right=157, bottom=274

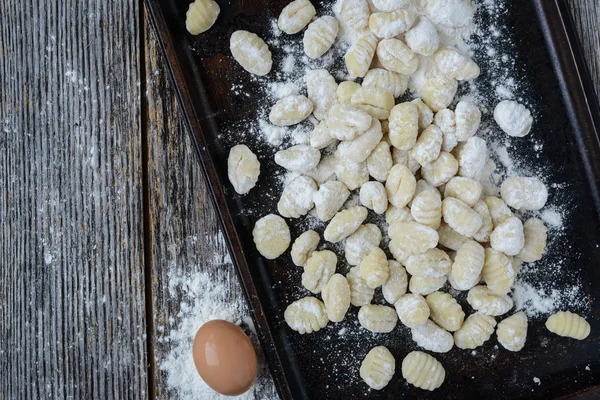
left=145, top=0, right=600, bottom=398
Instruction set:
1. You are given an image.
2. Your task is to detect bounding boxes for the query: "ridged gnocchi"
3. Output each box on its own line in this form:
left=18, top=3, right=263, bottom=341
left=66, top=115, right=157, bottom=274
left=437, top=222, right=469, bottom=251
left=389, top=102, right=419, bottom=151
left=409, top=276, right=447, bottom=296
left=482, top=248, right=515, bottom=295
left=382, top=260, right=408, bottom=304
left=277, top=175, right=318, bottom=218
left=347, top=266, right=375, bottom=307
left=456, top=137, right=487, bottom=180
left=274, top=144, right=321, bottom=173
left=426, top=291, right=465, bottom=331
left=411, top=190, right=442, bottom=229
left=421, top=152, right=459, bottom=187
left=321, top=273, right=351, bottom=322
left=351, top=86, right=395, bottom=119
left=497, top=312, right=527, bottom=351
left=402, top=351, right=445, bottom=391
left=450, top=240, right=484, bottom=290
left=227, top=144, right=260, bottom=195
left=186, top=0, right=220, bottom=35
left=306, top=69, right=338, bottom=120
left=345, top=33, right=379, bottom=77
left=278, top=0, right=316, bottom=34
left=302, top=250, right=337, bottom=294
left=335, top=157, right=370, bottom=190
left=385, top=164, right=417, bottom=208
left=360, top=346, right=396, bottom=390
left=395, top=293, right=430, bottom=327
left=269, top=95, right=314, bottom=126
left=291, top=230, right=320, bottom=266
left=324, top=206, right=368, bottom=243
left=519, top=218, right=548, bottom=262
left=358, top=304, right=398, bottom=332
left=411, top=319, right=454, bottom=353
left=376, top=38, right=419, bottom=75
left=369, top=10, right=416, bottom=38
left=453, top=313, right=496, bottom=349
left=433, top=47, right=480, bottom=81
left=412, top=98, right=434, bottom=131
left=284, top=297, right=328, bottom=333
left=410, top=124, right=443, bottom=166
left=472, top=200, right=493, bottom=243
left=484, top=196, right=514, bottom=227
left=363, top=68, right=408, bottom=98
left=545, top=311, right=591, bottom=340
left=304, top=16, right=339, bottom=59
left=455, top=100, right=481, bottom=141
left=434, top=109, right=458, bottom=152
left=421, top=74, right=458, bottom=112
left=309, top=120, right=336, bottom=149
left=467, top=285, right=513, bottom=316
left=360, top=181, right=388, bottom=214
left=405, top=16, right=439, bottom=56
left=326, top=103, right=373, bottom=140
left=359, top=247, right=389, bottom=288
left=337, top=81, right=362, bottom=104
left=345, top=224, right=382, bottom=266
left=489, top=216, right=525, bottom=256
left=313, top=180, right=350, bottom=221
left=252, top=214, right=291, bottom=259
left=444, top=176, right=482, bottom=207
left=405, top=248, right=451, bottom=278
left=337, top=119, right=383, bottom=162
left=230, top=30, right=273, bottom=76
left=442, top=197, right=482, bottom=237
left=367, top=141, right=393, bottom=181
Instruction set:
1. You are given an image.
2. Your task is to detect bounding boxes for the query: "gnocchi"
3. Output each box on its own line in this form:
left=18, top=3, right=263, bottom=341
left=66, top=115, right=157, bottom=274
left=426, top=291, right=465, bottom=332
left=421, top=74, right=458, bottom=112
left=385, top=164, right=417, bottom=208
left=545, top=311, right=591, bottom=340
left=401, top=351, right=445, bottom=391
left=278, top=0, right=316, bottom=34
left=389, top=222, right=439, bottom=255
left=437, top=222, right=469, bottom=251
left=405, top=16, right=439, bottom=56
left=336, top=118, right=383, bottom=162
left=337, top=81, right=362, bottom=104
left=497, top=311, right=527, bottom=351
left=455, top=100, right=481, bottom=141
left=360, top=346, right=396, bottom=390
left=302, top=250, right=337, bottom=293
left=324, top=206, right=369, bottom=243
left=484, top=196, right=514, bottom=227
left=450, top=240, right=484, bottom=291
left=306, top=69, right=338, bottom=120
left=467, top=285, right=513, bottom=316
left=309, top=120, right=337, bottom=149
left=227, top=144, right=260, bottom=195
left=494, top=100, right=533, bottom=137
left=411, top=319, right=454, bottom=353
left=274, top=144, right=321, bottom=173
left=410, top=124, right=443, bottom=166
left=382, top=260, right=408, bottom=304
left=335, top=157, right=370, bottom=190
left=304, top=16, right=339, bottom=59
left=442, top=197, right=483, bottom=237
left=444, top=176, right=482, bottom=207
left=412, top=98, right=434, bottom=131
left=453, top=313, right=496, bottom=349
left=269, top=95, right=314, bottom=126
left=456, top=137, right=487, bottom=180
left=376, top=38, right=419, bottom=75
left=421, top=152, right=459, bottom=187
left=359, top=247, right=390, bottom=288
left=345, top=33, right=379, bottom=77
left=358, top=304, right=398, bottom=332
left=395, top=293, right=430, bottom=327
left=472, top=200, right=493, bottom=243
left=367, top=141, right=393, bottom=181
left=345, top=224, right=382, bottom=265
left=386, top=205, right=414, bottom=225
left=291, top=230, right=320, bottom=266
left=284, top=297, right=328, bottom=333
left=363, top=68, right=408, bottom=98
left=409, top=276, right=447, bottom=296
left=434, top=109, right=458, bottom=152
left=500, top=177, right=548, bottom=211
left=230, top=30, right=273, bottom=76
left=411, top=190, right=442, bottom=229
left=423, top=0, right=474, bottom=28
left=405, top=248, right=452, bottom=278
left=388, top=102, right=419, bottom=151
left=252, top=214, right=291, bottom=259
left=482, top=248, right=515, bottom=295
left=360, top=181, right=388, bottom=214
left=186, top=0, right=220, bottom=35
left=313, top=180, right=350, bottom=221
left=489, top=216, right=525, bottom=256
left=326, top=103, right=373, bottom=140
left=321, top=273, right=351, bottom=322
left=368, top=10, right=416, bottom=39
left=371, top=0, right=411, bottom=12
left=347, top=266, right=375, bottom=307
left=519, top=218, right=548, bottom=262
left=351, top=86, right=395, bottom=120
left=433, top=47, right=480, bottom=81
left=277, top=175, right=318, bottom=218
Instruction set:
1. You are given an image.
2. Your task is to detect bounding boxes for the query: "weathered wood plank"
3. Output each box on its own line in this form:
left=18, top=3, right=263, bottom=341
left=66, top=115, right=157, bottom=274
left=0, top=1, right=147, bottom=398
left=567, top=0, right=600, bottom=96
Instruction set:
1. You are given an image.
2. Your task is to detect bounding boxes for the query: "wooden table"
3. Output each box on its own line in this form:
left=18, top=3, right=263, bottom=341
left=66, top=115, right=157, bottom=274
left=0, top=1, right=598, bottom=398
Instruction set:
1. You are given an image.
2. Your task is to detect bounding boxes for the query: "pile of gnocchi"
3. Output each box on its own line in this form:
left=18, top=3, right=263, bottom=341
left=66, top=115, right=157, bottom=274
left=186, top=0, right=591, bottom=392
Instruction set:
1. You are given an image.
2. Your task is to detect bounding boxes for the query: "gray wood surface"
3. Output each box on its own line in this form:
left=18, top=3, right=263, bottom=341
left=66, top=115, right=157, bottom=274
left=0, top=0, right=148, bottom=398
left=0, top=0, right=598, bottom=399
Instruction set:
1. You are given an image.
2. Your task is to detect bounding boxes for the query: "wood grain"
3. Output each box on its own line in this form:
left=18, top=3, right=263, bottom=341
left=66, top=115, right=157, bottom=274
left=142, top=8, right=278, bottom=399
left=567, top=0, right=600, bottom=98
left=0, top=1, right=148, bottom=398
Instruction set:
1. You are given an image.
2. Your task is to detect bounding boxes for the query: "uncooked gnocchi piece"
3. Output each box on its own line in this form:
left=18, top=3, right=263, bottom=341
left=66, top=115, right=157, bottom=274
left=284, top=296, right=328, bottom=333
left=519, top=218, right=548, bottom=262
left=291, top=230, right=320, bottom=266
left=274, top=144, right=321, bottom=173
left=302, top=250, right=337, bottom=293
left=367, top=141, right=393, bottom=181
left=345, top=33, right=379, bottom=77
left=411, top=319, right=454, bottom=353
left=442, top=197, right=482, bottom=237
left=351, top=86, right=395, bottom=120
left=388, top=240, right=411, bottom=264
left=386, top=205, right=414, bottom=225
left=363, top=68, right=408, bottom=98
left=389, top=222, right=439, bottom=255
left=337, top=81, right=362, bottom=104
left=324, top=206, right=368, bottom=243
left=360, top=346, right=396, bottom=390
left=494, top=100, right=533, bottom=137
left=472, top=200, right=493, bottom=243
left=388, top=102, right=419, bottom=151
left=433, top=47, right=480, bottom=81
left=455, top=100, right=481, bottom=141
left=500, top=176, right=548, bottom=211
left=409, top=179, right=437, bottom=208
left=402, top=351, right=445, bottom=391
left=490, top=216, right=525, bottom=256
left=409, top=276, right=447, bottom=296
left=304, top=16, right=339, bottom=59
left=345, top=224, right=382, bottom=265
left=484, top=196, right=514, bottom=227
left=227, top=144, right=260, bottom=195
left=437, top=222, right=469, bottom=251
left=269, top=95, right=314, bottom=126
left=405, top=248, right=451, bottom=278
left=376, top=38, right=419, bottom=75
left=360, top=181, right=388, bottom=214
left=405, top=16, right=439, bottom=56
left=309, top=120, right=337, bottom=149
left=395, top=293, right=430, bottom=327
left=444, top=176, right=482, bottom=207
left=347, top=266, right=375, bottom=306
left=482, top=248, right=515, bottom=295
left=230, top=30, right=273, bottom=76
left=277, top=175, right=318, bottom=218
left=421, top=152, right=459, bottom=187
left=450, top=240, right=484, bottom=290
left=186, top=0, right=220, bottom=35
left=336, top=118, right=383, bottom=162
left=412, top=98, right=434, bottom=131
left=313, top=180, right=350, bottom=221
left=306, top=69, right=338, bottom=120
left=359, top=247, right=389, bottom=288
left=421, top=74, right=458, bottom=112
left=321, top=273, right=351, bottom=322
left=545, top=311, right=590, bottom=340
left=453, top=313, right=496, bottom=349
left=335, top=157, right=370, bottom=190
left=434, top=109, right=458, bottom=153
left=410, top=125, right=443, bottom=166
left=423, top=0, right=474, bottom=28
left=467, top=285, right=513, bottom=316
left=371, top=0, right=411, bottom=12
left=497, top=311, right=527, bottom=351
left=382, top=261, right=408, bottom=304
left=278, top=0, right=316, bottom=34
left=369, top=9, right=416, bottom=38
left=306, top=153, right=337, bottom=184
left=252, top=214, right=291, bottom=259
left=456, top=137, right=487, bottom=180
left=426, top=292, right=465, bottom=332
left=336, top=0, right=370, bottom=34
left=385, top=164, right=417, bottom=208
left=411, top=190, right=442, bottom=229
left=358, top=304, right=398, bottom=332
left=326, top=103, right=373, bottom=140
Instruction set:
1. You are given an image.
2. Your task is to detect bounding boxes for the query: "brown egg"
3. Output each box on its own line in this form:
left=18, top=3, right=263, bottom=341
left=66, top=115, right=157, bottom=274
left=192, top=320, right=257, bottom=395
